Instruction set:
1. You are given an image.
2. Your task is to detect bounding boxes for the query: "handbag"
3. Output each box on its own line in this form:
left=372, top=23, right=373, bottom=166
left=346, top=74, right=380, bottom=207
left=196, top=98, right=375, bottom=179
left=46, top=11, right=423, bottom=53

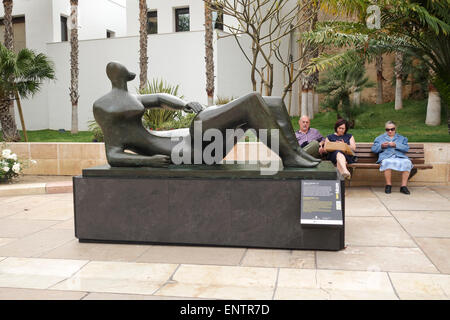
left=325, top=141, right=355, bottom=156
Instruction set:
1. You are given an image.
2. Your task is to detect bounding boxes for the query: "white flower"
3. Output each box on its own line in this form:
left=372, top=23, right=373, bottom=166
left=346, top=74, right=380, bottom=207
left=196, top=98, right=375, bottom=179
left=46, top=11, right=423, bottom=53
left=2, top=149, right=11, bottom=158
left=2, top=166, right=9, bottom=173
left=8, top=153, right=17, bottom=161
left=12, top=163, right=21, bottom=173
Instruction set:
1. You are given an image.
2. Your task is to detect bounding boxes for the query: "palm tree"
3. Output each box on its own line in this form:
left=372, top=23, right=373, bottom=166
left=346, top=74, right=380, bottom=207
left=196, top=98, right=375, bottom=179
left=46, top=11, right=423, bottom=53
left=425, top=69, right=441, bottom=126
left=303, top=0, right=450, bottom=127
left=375, top=54, right=384, bottom=104
left=204, top=1, right=214, bottom=106
left=394, top=52, right=404, bottom=110
left=321, top=0, right=387, bottom=106
left=0, top=44, right=55, bottom=140
left=299, top=0, right=320, bottom=118
left=139, top=0, right=148, bottom=91
left=69, top=0, right=79, bottom=134
left=0, top=0, right=20, bottom=141
left=315, top=61, right=374, bottom=127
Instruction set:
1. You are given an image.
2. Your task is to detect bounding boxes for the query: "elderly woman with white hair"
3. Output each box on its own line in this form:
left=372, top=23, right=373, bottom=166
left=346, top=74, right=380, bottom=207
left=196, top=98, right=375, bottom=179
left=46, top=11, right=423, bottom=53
left=371, top=121, right=413, bottom=195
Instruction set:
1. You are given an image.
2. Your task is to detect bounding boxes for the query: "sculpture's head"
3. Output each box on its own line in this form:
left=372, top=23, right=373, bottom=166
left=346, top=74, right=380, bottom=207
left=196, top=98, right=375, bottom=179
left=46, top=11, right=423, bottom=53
left=106, top=62, right=136, bottom=84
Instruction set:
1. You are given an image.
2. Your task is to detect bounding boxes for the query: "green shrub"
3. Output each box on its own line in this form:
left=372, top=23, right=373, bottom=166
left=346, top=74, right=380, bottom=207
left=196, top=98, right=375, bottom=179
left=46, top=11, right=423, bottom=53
left=139, top=79, right=184, bottom=129
left=157, top=113, right=197, bottom=130
left=215, top=96, right=235, bottom=105
left=87, top=120, right=104, bottom=142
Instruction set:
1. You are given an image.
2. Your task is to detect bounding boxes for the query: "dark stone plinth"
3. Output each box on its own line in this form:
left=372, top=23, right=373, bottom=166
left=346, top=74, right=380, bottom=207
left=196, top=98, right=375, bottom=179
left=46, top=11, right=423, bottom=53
left=74, top=162, right=345, bottom=251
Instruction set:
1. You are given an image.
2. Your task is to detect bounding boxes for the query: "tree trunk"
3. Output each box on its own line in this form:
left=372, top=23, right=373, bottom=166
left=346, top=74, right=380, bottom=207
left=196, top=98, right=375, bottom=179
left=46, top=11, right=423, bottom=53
left=394, top=52, right=403, bottom=110
left=353, top=91, right=361, bottom=107
left=307, top=89, right=314, bottom=119
left=301, top=87, right=308, bottom=117
left=14, top=90, right=27, bottom=142
left=70, top=0, right=79, bottom=134
left=204, top=2, right=214, bottom=106
left=313, top=91, right=319, bottom=114
left=139, top=0, right=148, bottom=91
left=298, top=1, right=318, bottom=116
left=1, top=0, right=20, bottom=141
left=376, top=54, right=384, bottom=104
left=0, top=100, right=19, bottom=141
left=425, top=83, right=441, bottom=126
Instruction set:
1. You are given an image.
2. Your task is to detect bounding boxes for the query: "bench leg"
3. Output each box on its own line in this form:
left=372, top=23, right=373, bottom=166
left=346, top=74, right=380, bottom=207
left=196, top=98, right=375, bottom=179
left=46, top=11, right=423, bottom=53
left=408, top=168, right=418, bottom=180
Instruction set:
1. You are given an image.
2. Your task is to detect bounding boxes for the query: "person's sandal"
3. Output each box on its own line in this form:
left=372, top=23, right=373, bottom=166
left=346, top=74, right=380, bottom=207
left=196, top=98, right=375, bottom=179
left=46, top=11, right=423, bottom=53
left=400, top=186, right=410, bottom=195
left=385, top=185, right=392, bottom=194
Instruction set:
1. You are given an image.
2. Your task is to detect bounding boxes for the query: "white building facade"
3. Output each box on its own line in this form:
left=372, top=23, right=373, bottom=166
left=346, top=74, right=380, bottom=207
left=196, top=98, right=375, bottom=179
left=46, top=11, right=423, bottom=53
left=2, top=0, right=299, bottom=131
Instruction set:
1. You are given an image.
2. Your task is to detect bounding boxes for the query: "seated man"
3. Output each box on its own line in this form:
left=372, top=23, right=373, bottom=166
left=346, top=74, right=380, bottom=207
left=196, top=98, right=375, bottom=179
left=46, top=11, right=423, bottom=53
left=295, top=115, right=325, bottom=159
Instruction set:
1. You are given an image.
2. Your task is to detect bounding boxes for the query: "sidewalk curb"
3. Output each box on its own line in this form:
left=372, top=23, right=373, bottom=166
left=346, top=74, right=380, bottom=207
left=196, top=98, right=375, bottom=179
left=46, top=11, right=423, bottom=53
left=0, top=181, right=73, bottom=197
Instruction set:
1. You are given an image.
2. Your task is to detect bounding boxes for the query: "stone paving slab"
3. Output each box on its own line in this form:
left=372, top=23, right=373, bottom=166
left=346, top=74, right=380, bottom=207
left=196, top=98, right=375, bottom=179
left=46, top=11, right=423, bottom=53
left=49, top=219, right=75, bottom=231
left=156, top=264, right=277, bottom=300
left=82, top=292, right=208, bottom=300
left=0, top=194, right=69, bottom=219
left=274, top=269, right=398, bottom=300
left=389, top=272, right=450, bottom=299
left=345, top=198, right=391, bottom=217
left=415, top=238, right=450, bottom=274
left=0, top=183, right=46, bottom=197
left=46, top=181, right=73, bottom=194
left=0, top=287, right=86, bottom=300
left=0, top=257, right=88, bottom=289
left=240, top=249, right=315, bottom=269
left=136, top=245, right=246, bottom=266
left=345, top=187, right=379, bottom=199
left=0, top=228, right=74, bottom=258
left=42, top=240, right=151, bottom=262
left=373, top=187, right=450, bottom=211
left=317, top=246, right=439, bottom=273
left=8, top=201, right=74, bottom=221
left=0, top=219, right=60, bottom=238
left=52, top=261, right=178, bottom=296
left=0, top=238, right=15, bottom=248
left=0, top=186, right=449, bottom=300
left=391, top=211, right=450, bottom=238
left=430, top=186, right=450, bottom=199
left=345, top=217, right=416, bottom=247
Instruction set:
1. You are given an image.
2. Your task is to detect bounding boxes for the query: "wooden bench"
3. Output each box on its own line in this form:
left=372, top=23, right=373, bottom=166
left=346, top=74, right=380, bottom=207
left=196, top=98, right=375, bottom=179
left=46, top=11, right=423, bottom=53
left=347, top=143, right=433, bottom=180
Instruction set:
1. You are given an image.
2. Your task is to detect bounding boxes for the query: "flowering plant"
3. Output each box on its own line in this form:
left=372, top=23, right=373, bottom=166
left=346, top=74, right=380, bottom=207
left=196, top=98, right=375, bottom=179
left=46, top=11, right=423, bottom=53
left=0, top=148, right=24, bottom=182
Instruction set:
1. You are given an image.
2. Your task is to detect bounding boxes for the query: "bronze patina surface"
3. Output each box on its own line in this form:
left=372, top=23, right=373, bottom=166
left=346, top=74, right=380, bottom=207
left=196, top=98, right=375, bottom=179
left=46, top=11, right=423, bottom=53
left=93, top=62, right=320, bottom=168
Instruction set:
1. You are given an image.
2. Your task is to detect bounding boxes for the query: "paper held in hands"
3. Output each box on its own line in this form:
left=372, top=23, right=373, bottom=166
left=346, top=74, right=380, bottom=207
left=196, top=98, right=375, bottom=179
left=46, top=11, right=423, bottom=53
left=324, top=141, right=355, bottom=156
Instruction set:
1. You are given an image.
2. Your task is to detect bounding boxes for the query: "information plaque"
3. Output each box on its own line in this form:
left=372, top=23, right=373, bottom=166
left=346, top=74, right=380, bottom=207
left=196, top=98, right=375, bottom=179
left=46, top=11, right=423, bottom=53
left=300, top=180, right=343, bottom=225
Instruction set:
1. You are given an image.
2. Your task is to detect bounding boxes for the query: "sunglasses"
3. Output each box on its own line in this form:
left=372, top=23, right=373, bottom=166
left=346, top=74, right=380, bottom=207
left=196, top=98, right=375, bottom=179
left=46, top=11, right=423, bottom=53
left=385, top=128, right=396, bottom=132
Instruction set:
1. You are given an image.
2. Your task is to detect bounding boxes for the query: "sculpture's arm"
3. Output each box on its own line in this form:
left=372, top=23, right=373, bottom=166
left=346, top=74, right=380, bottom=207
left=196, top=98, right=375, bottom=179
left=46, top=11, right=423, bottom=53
left=137, top=93, right=187, bottom=111
left=137, top=93, right=204, bottom=113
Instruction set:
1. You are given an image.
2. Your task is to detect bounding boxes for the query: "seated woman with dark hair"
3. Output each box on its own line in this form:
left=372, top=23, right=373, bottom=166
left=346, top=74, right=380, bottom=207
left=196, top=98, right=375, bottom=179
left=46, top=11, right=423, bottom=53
left=324, top=119, right=357, bottom=179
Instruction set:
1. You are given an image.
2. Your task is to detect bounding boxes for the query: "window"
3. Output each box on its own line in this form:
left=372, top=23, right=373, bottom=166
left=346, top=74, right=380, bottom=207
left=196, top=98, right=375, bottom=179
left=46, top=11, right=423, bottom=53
left=0, top=16, right=26, bottom=52
left=147, top=10, right=157, bottom=34
left=212, top=6, right=224, bottom=31
left=61, top=16, right=68, bottom=42
left=106, top=30, right=115, bottom=38
left=175, top=7, right=190, bottom=32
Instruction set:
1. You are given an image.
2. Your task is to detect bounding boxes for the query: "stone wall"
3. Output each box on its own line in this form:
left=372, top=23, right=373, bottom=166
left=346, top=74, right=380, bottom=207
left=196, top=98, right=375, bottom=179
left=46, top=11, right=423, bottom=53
left=5, top=142, right=449, bottom=186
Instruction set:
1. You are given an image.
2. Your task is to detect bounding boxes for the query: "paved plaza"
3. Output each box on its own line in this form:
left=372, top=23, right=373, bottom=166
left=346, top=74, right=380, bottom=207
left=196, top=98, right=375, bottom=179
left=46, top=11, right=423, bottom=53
left=0, top=184, right=449, bottom=300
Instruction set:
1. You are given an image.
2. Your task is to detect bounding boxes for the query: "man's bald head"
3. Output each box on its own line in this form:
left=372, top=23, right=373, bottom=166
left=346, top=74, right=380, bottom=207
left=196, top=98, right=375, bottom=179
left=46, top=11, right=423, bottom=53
left=299, top=115, right=311, bottom=133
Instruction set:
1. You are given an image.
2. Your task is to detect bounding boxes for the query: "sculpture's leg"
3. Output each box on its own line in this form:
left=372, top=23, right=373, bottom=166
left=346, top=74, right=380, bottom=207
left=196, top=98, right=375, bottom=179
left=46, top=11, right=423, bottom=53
left=262, top=96, right=321, bottom=162
left=106, top=145, right=170, bottom=167
left=191, top=92, right=319, bottom=168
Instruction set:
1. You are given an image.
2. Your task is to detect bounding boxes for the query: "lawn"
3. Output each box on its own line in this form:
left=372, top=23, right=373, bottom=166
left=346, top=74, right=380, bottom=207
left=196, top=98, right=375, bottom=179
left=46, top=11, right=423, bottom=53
left=8, top=129, right=95, bottom=142
left=2, top=99, right=449, bottom=143
left=291, top=99, right=450, bottom=142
